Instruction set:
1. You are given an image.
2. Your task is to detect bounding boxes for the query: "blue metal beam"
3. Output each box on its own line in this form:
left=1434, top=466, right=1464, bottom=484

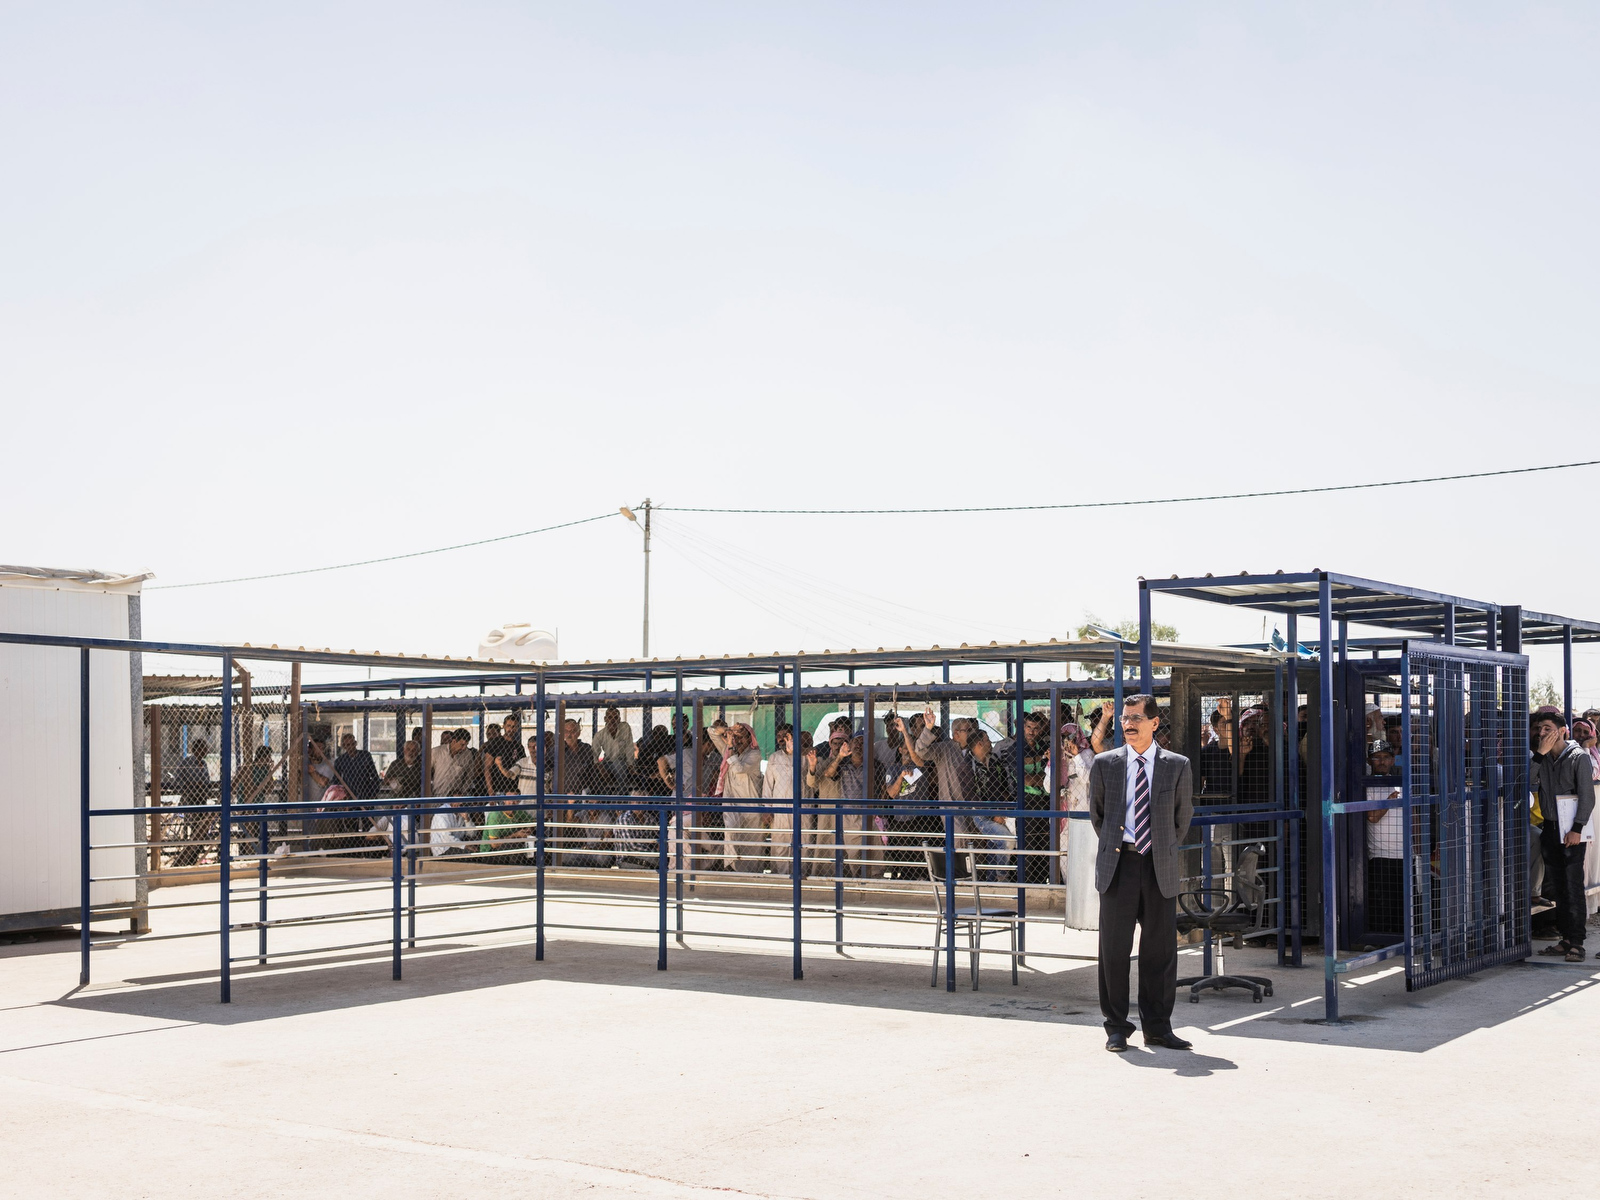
left=277, top=679, right=1178, bottom=716
left=1138, top=581, right=1154, bottom=695
left=1564, top=625, right=1574, bottom=728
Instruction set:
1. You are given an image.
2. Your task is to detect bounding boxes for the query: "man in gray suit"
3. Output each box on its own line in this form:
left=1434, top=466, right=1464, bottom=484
left=1089, top=693, right=1195, bottom=1052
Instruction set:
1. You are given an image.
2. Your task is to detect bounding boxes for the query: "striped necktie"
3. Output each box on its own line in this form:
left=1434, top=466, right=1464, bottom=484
left=1131, top=753, right=1152, bottom=854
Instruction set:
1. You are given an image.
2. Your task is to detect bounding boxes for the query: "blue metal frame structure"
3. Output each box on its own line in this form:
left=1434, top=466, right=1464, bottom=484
left=1138, top=571, right=1544, bottom=1021
left=15, top=624, right=1284, bottom=1006
left=22, top=570, right=1581, bottom=1017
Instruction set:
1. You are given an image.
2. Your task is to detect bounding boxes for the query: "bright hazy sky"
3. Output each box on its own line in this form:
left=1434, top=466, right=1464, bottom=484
left=3, top=4, right=1598, bottom=694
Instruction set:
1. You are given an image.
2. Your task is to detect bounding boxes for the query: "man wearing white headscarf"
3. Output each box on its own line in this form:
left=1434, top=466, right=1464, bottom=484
left=710, top=722, right=766, bottom=872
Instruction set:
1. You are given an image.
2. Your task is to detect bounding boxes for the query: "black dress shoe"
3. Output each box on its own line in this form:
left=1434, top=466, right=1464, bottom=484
left=1142, top=1032, right=1193, bottom=1051
left=1105, top=1033, right=1129, bottom=1052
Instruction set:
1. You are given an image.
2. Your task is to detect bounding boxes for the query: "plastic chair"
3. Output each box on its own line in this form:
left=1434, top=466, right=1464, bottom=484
left=1175, top=888, right=1275, bottom=1003
left=920, top=845, right=1019, bottom=990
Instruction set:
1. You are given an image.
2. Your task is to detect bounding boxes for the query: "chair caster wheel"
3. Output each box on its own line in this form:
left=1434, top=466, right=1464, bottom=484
left=1252, top=994, right=1262, bottom=1003
left=1264, top=988, right=1274, bottom=997
left=1190, top=995, right=1199, bottom=1003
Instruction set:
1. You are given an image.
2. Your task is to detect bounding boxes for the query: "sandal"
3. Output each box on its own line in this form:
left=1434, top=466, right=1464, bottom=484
left=1538, top=941, right=1572, bottom=956
left=1565, top=946, right=1587, bottom=963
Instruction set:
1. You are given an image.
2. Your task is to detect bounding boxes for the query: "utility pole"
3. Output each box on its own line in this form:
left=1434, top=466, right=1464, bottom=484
left=621, top=498, right=652, bottom=657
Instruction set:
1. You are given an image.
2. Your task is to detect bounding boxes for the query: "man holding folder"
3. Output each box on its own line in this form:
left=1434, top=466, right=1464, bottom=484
left=1532, top=706, right=1595, bottom=963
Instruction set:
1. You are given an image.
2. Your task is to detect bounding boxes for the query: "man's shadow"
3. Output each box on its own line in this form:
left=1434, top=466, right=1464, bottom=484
left=1113, top=1048, right=1237, bottom=1078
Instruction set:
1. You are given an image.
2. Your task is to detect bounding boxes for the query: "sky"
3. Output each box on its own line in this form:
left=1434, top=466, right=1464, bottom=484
left=3, top=2, right=1598, bottom=696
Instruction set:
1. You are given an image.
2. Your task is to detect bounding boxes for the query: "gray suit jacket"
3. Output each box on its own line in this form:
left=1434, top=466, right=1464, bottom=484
left=1088, top=746, right=1195, bottom=899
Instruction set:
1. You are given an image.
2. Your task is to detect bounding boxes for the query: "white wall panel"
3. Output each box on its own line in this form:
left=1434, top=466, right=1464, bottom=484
left=0, top=581, right=136, bottom=919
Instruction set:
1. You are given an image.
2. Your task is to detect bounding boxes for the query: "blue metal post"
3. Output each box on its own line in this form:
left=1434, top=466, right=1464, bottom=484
left=391, top=709, right=403, bottom=979
left=691, top=696, right=703, bottom=886
left=1112, top=644, right=1125, bottom=748
left=656, top=673, right=672, bottom=972
left=1319, top=578, right=1338, bottom=1020
left=219, top=652, right=233, bottom=1003
left=1201, top=819, right=1213, bottom=976
left=675, top=673, right=686, bottom=945
left=1286, top=611, right=1302, bottom=966
left=863, top=687, right=876, bottom=928
left=1014, top=658, right=1026, bottom=964
left=1049, top=685, right=1061, bottom=887
left=79, top=648, right=91, bottom=987
left=411, top=706, right=429, bottom=949
left=837, top=688, right=850, bottom=955
left=1416, top=665, right=1435, bottom=972
left=1503, top=606, right=1523, bottom=657
left=1273, top=662, right=1286, bottom=964
left=1563, top=625, right=1574, bottom=729
left=1399, top=651, right=1414, bottom=976
left=258, top=734, right=269, bottom=967
left=792, top=660, right=804, bottom=981
left=944, top=773, right=957, bottom=992
left=298, top=716, right=309, bottom=851
left=1138, top=581, right=1153, bottom=695
left=536, top=675, right=546, bottom=961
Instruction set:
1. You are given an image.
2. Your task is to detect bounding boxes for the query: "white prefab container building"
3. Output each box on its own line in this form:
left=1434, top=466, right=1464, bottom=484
left=0, top=565, right=150, bottom=932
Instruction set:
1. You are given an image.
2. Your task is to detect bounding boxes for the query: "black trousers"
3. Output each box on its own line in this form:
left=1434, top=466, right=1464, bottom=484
left=1541, top=827, right=1588, bottom=947
left=1097, top=849, right=1178, bottom=1038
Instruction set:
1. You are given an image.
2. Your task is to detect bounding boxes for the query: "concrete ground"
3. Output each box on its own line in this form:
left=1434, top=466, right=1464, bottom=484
left=2, top=877, right=1597, bottom=1199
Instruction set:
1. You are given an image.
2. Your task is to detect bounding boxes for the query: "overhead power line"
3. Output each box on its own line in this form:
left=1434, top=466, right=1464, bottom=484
left=657, top=459, right=1600, bottom=515
left=149, top=511, right=620, bottom=590
left=146, top=457, right=1599, bottom=590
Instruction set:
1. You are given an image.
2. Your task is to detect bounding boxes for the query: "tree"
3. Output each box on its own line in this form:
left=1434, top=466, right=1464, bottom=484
left=1075, top=614, right=1179, bottom=679
left=1530, top=674, right=1562, bottom=711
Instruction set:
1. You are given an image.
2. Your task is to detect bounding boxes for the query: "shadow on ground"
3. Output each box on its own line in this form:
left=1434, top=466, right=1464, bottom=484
left=27, top=929, right=1599, bottom=1056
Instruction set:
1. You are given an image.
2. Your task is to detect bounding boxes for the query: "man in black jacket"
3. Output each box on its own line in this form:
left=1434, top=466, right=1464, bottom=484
left=1531, top=706, right=1595, bottom=963
left=334, top=733, right=381, bottom=799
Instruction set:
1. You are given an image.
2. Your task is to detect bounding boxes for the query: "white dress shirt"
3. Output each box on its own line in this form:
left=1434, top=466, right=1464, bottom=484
left=1366, top=785, right=1404, bottom=858
left=1122, top=742, right=1159, bottom=843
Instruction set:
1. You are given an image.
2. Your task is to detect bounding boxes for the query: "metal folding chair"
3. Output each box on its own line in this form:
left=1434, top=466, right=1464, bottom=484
left=920, top=845, right=1019, bottom=989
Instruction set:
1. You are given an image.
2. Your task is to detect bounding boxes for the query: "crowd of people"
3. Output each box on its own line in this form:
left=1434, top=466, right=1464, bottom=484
left=154, top=692, right=1598, bottom=960
left=1355, top=700, right=1600, bottom=958
left=212, top=704, right=1129, bottom=914
left=1530, top=706, right=1599, bottom=962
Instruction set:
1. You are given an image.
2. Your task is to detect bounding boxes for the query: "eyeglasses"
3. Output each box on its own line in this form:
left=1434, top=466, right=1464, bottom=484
left=1121, top=714, right=1152, bottom=725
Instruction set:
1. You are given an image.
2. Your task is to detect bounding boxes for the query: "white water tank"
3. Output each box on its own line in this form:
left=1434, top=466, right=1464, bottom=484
left=478, top=624, right=558, bottom=662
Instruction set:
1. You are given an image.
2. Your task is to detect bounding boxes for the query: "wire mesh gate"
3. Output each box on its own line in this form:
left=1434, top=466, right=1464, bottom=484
left=1401, top=646, right=1531, bottom=988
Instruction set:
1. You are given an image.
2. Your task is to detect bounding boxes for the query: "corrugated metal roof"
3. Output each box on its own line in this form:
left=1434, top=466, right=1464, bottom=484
left=0, top=565, right=153, bottom=590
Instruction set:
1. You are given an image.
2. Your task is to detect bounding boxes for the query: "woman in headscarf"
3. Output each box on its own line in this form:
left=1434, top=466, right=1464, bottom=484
left=1056, top=723, right=1099, bottom=930
left=614, top=724, right=674, bottom=866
